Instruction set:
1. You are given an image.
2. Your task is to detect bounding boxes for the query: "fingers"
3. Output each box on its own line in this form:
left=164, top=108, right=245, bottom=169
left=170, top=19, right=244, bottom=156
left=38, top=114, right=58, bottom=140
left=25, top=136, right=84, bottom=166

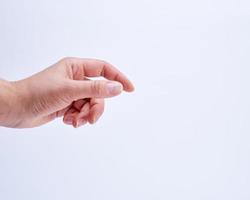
left=71, top=80, right=123, bottom=99
left=63, top=100, right=89, bottom=127
left=66, top=58, right=135, bottom=92
left=61, top=57, right=134, bottom=128
left=63, top=98, right=105, bottom=128
left=88, top=98, right=104, bottom=124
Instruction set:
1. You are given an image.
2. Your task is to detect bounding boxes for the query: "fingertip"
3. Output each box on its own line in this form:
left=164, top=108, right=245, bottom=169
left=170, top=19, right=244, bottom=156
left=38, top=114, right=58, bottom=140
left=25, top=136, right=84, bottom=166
left=76, top=118, right=87, bottom=128
left=124, top=83, right=135, bottom=92
left=88, top=104, right=104, bottom=125
left=72, top=119, right=77, bottom=128
left=129, top=84, right=135, bottom=92
left=64, top=118, right=73, bottom=125
left=117, top=74, right=135, bottom=93
left=88, top=118, right=95, bottom=124
left=88, top=113, right=100, bottom=124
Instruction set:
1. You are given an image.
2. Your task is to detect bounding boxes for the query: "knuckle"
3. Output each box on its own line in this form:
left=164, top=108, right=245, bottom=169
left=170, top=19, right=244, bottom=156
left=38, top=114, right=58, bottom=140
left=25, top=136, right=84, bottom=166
left=60, top=57, right=75, bottom=65
left=91, top=81, right=103, bottom=96
left=64, top=81, right=78, bottom=100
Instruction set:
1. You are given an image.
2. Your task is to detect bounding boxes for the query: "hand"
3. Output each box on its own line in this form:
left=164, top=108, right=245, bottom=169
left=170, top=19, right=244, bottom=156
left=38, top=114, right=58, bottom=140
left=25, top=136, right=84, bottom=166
left=0, top=57, right=134, bottom=128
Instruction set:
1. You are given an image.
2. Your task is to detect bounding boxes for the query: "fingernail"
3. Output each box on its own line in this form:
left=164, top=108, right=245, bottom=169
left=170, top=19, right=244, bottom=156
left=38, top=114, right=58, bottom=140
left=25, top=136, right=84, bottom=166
left=73, top=120, right=77, bottom=128
left=91, top=116, right=96, bottom=124
left=64, top=118, right=73, bottom=125
left=107, top=82, right=122, bottom=95
left=76, top=119, right=87, bottom=128
left=93, top=113, right=101, bottom=124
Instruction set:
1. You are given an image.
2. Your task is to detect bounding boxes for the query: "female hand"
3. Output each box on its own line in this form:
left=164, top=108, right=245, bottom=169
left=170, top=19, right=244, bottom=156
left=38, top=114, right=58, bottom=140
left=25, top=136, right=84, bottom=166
left=0, top=57, right=134, bottom=128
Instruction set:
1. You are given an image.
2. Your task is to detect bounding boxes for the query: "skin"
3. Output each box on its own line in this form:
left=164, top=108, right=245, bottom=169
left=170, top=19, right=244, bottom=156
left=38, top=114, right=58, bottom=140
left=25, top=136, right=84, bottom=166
left=0, top=57, right=134, bottom=128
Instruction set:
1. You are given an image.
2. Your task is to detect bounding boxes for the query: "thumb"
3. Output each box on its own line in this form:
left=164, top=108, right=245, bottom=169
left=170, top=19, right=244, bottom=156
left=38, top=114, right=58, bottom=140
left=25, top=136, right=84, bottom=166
left=71, top=80, right=123, bottom=99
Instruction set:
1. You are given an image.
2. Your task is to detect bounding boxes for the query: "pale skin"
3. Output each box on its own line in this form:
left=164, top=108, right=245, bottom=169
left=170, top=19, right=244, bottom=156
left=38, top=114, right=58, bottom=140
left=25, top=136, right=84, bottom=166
left=0, top=57, right=134, bottom=128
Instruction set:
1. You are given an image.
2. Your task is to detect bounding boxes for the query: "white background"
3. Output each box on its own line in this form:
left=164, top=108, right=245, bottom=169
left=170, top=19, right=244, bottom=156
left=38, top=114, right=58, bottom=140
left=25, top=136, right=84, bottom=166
left=0, top=0, right=250, bottom=199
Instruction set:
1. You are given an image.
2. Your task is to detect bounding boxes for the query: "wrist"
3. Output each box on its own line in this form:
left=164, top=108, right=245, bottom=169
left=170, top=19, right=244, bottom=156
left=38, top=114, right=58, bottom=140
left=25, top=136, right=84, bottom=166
left=0, top=79, right=25, bottom=127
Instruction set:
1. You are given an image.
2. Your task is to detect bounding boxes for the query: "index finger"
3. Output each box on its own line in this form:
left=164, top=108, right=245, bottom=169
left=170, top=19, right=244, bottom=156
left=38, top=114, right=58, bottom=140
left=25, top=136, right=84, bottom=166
left=68, top=58, right=135, bottom=92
